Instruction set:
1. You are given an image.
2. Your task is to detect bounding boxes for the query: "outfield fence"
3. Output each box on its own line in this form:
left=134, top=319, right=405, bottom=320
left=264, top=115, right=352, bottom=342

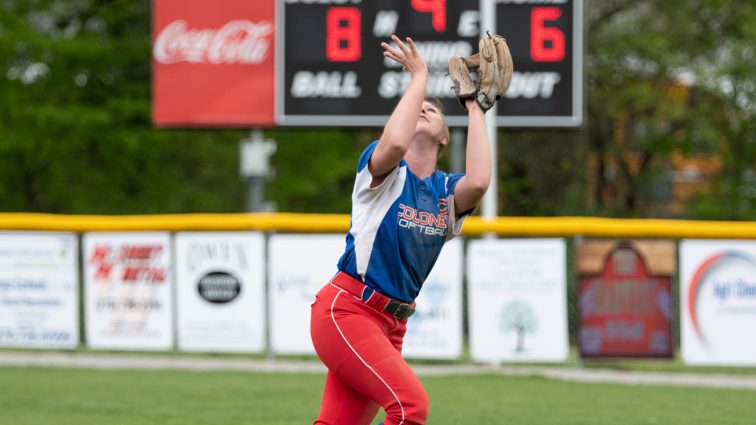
left=1, top=213, right=755, bottom=366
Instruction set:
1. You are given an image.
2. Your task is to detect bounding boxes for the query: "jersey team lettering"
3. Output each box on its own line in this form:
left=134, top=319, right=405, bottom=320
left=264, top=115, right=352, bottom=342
left=397, top=203, right=448, bottom=237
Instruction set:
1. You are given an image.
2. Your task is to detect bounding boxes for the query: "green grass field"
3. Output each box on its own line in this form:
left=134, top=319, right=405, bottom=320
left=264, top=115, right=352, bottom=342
left=1, top=366, right=754, bottom=425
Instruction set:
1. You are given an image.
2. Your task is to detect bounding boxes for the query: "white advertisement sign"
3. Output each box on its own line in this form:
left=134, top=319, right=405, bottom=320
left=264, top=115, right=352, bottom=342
left=680, top=240, right=756, bottom=365
left=0, top=232, right=79, bottom=348
left=83, top=232, right=173, bottom=350
left=268, top=234, right=344, bottom=355
left=175, top=232, right=265, bottom=353
left=404, top=238, right=463, bottom=359
left=468, top=239, right=569, bottom=363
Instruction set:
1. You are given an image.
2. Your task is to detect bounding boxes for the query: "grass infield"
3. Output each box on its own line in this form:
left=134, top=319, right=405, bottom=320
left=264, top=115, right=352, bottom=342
left=1, top=366, right=754, bottom=425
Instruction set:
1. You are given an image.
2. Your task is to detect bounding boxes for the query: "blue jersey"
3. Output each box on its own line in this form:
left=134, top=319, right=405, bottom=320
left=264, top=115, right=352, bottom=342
left=337, top=141, right=469, bottom=302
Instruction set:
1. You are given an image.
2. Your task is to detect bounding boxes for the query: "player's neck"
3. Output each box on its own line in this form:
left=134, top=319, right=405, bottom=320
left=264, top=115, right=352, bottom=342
left=405, top=136, right=438, bottom=179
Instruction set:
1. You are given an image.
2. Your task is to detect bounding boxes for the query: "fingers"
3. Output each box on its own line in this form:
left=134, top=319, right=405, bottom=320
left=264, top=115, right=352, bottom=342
left=381, top=43, right=403, bottom=67
left=381, top=37, right=407, bottom=66
left=381, top=40, right=402, bottom=57
left=383, top=49, right=403, bottom=65
left=381, top=35, right=417, bottom=58
left=392, top=34, right=411, bottom=56
left=381, top=35, right=425, bottom=74
left=406, top=37, right=418, bottom=55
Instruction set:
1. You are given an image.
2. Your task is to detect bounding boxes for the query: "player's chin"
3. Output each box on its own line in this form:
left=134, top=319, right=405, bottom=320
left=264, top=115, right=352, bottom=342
left=414, top=127, right=436, bottom=143
left=415, top=120, right=433, bottom=133
left=414, top=125, right=442, bottom=146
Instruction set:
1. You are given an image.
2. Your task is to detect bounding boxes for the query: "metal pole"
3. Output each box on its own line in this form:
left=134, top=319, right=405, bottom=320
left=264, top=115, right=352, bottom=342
left=240, top=129, right=276, bottom=213
left=246, top=129, right=264, bottom=213
left=450, top=128, right=465, bottom=174
left=481, top=0, right=498, bottom=219
left=246, top=178, right=265, bottom=213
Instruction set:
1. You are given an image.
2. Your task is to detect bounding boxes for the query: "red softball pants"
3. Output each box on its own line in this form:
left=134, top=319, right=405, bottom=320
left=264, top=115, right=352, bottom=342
left=310, top=273, right=429, bottom=425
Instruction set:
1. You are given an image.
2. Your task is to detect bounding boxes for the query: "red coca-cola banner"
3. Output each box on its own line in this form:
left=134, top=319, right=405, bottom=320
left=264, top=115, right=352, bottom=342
left=152, top=0, right=274, bottom=126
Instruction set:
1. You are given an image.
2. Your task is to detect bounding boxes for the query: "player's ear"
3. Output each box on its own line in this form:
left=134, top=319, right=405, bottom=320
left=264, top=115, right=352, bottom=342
left=437, top=136, right=449, bottom=158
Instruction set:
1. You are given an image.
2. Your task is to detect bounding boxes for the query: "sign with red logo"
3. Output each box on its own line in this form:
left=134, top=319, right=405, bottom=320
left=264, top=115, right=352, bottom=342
left=577, top=240, right=675, bottom=358
left=152, top=0, right=274, bottom=126
left=83, top=232, right=173, bottom=350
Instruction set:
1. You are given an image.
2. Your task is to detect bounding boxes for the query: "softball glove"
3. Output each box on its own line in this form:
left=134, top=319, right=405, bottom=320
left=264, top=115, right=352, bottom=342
left=449, top=33, right=513, bottom=112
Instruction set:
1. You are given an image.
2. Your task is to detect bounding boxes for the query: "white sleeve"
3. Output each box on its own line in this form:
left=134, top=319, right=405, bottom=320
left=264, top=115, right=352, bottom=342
left=445, top=194, right=468, bottom=242
left=353, top=162, right=401, bottom=198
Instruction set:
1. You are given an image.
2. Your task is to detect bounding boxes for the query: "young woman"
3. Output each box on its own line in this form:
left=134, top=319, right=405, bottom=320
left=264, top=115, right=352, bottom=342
left=310, top=35, right=492, bottom=425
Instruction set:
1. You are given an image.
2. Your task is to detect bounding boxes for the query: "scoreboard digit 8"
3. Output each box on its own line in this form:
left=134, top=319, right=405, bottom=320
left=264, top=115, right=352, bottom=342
left=278, top=0, right=582, bottom=127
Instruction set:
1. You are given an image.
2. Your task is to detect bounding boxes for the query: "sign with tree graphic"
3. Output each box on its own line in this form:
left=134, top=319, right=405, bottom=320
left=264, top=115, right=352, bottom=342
left=468, top=239, right=568, bottom=363
left=499, top=300, right=538, bottom=353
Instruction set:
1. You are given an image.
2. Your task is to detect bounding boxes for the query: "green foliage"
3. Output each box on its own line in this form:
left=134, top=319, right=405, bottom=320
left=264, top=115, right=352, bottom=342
left=584, top=0, right=755, bottom=218
left=0, top=0, right=246, bottom=214
left=0, top=0, right=752, bottom=217
left=265, top=128, right=376, bottom=213
left=498, top=129, right=586, bottom=216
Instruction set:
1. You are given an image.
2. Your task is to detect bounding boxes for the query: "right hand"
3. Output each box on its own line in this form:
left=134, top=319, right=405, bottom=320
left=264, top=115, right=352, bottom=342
left=381, top=35, right=428, bottom=77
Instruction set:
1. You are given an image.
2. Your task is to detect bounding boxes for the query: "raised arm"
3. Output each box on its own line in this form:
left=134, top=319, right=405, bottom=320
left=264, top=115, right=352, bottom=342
left=369, top=35, right=428, bottom=184
left=452, top=99, right=491, bottom=214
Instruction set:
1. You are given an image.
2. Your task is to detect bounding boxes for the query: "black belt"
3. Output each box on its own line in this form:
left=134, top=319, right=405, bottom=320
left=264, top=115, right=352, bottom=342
left=330, top=272, right=416, bottom=320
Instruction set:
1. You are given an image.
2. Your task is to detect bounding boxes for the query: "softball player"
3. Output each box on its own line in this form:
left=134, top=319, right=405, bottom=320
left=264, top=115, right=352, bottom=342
left=310, top=35, right=491, bottom=425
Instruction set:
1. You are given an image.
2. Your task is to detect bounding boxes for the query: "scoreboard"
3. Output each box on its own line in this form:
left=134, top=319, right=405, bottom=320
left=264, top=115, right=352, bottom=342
left=278, top=0, right=583, bottom=127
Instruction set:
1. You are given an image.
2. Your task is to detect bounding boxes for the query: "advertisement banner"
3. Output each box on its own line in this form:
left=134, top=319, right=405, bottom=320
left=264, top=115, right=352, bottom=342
left=175, top=232, right=265, bottom=353
left=403, top=238, right=463, bottom=359
left=83, top=233, right=173, bottom=350
left=680, top=240, right=756, bottom=365
left=577, top=240, right=674, bottom=358
left=268, top=234, right=344, bottom=355
left=152, top=0, right=275, bottom=126
left=0, top=232, right=79, bottom=348
left=468, top=239, right=568, bottom=363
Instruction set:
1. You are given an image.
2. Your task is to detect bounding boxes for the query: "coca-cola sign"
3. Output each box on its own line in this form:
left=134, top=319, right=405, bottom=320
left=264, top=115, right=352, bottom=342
left=152, top=0, right=275, bottom=127
left=153, top=20, right=273, bottom=65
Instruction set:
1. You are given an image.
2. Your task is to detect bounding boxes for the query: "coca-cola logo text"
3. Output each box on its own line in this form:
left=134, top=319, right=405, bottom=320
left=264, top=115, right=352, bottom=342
left=153, top=19, right=273, bottom=65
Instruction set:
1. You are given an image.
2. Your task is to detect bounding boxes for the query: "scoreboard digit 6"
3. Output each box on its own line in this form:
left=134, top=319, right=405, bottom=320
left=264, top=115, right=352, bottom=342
left=278, top=0, right=582, bottom=127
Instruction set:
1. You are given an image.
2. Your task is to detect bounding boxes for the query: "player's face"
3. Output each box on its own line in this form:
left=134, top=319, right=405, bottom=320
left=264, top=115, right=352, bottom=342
left=416, top=101, right=447, bottom=147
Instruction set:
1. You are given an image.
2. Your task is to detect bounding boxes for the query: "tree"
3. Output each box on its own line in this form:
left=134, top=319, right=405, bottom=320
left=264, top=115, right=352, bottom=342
left=499, top=299, right=538, bottom=353
left=582, top=0, right=755, bottom=218
left=0, top=0, right=247, bottom=213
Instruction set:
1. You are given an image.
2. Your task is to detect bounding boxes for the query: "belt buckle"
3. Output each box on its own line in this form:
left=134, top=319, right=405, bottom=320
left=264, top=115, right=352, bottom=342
left=392, top=302, right=415, bottom=320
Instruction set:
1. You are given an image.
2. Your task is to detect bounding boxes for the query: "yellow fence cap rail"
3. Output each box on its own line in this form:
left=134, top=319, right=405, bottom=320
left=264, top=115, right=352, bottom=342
left=463, top=216, right=756, bottom=239
left=0, top=213, right=755, bottom=239
left=0, top=213, right=349, bottom=232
